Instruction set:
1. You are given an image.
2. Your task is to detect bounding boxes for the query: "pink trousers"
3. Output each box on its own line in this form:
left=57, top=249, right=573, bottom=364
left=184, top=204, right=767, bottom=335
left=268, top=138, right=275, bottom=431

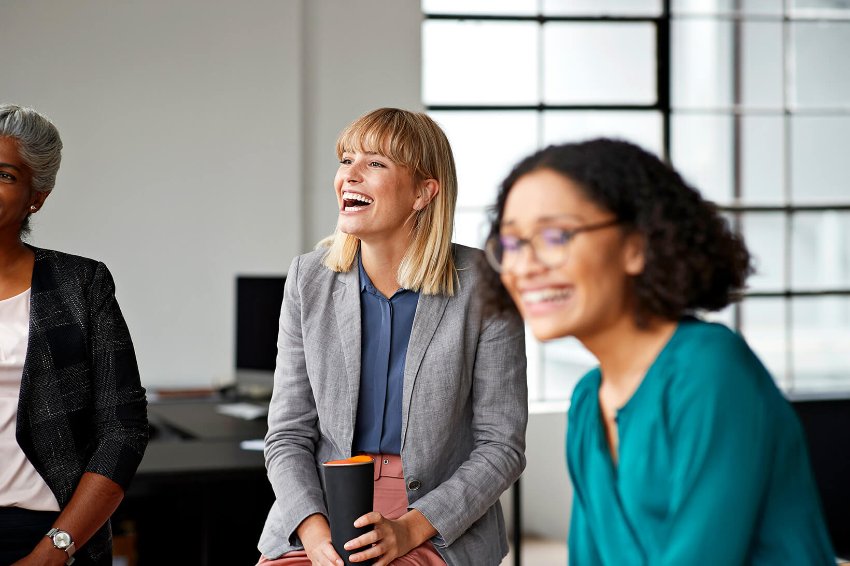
left=257, top=453, right=445, bottom=565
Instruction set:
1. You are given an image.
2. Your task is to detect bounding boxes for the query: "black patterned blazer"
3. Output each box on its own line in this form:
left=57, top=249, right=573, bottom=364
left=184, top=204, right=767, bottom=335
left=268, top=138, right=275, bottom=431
left=15, top=247, right=149, bottom=565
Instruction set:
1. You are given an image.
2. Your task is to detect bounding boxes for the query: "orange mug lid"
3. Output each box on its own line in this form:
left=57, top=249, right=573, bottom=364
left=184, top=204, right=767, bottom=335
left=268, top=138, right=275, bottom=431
left=323, top=455, right=374, bottom=466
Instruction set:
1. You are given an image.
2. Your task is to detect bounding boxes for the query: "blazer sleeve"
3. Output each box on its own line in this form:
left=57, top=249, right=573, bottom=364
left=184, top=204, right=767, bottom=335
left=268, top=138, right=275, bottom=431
left=409, top=306, right=528, bottom=546
left=263, top=255, right=327, bottom=546
left=84, top=261, right=149, bottom=490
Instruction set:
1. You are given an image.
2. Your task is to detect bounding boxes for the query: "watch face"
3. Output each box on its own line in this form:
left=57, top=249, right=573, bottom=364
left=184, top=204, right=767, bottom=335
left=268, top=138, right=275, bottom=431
left=53, top=531, right=72, bottom=549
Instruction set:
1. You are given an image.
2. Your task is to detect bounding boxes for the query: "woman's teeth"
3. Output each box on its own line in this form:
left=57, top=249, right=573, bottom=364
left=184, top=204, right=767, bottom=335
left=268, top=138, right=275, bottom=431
left=521, top=287, right=573, bottom=305
left=343, top=191, right=373, bottom=211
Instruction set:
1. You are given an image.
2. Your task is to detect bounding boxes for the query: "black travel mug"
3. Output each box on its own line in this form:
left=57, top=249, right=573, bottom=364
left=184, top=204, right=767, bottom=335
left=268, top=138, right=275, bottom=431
left=322, top=455, right=375, bottom=566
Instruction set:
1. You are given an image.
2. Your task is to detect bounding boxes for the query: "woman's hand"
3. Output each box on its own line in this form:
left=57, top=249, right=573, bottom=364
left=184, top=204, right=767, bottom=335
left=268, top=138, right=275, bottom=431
left=12, top=540, right=68, bottom=566
left=345, top=509, right=437, bottom=566
left=297, top=513, right=344, bottom=566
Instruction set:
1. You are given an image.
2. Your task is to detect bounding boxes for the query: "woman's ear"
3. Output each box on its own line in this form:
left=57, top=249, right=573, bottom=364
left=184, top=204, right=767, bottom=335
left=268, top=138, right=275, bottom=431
left=622, top=231, right=646, bottom=276
left=413, top=179, right=440, bottom=211
left=29, top=190, right=50, bottom=213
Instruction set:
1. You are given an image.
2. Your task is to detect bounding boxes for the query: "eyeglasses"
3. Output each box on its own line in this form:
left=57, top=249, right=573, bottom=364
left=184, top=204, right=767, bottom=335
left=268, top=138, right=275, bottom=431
left=484, top=218, right=620, bottom=273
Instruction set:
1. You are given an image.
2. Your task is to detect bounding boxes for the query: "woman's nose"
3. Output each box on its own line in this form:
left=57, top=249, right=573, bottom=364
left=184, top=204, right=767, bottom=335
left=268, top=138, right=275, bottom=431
left=512, top=243, right=548, bottom=277
left=344, top=161, right=364, bottom=184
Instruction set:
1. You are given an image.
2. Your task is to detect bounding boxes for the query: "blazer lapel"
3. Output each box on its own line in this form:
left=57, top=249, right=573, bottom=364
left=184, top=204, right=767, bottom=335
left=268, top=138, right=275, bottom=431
left=401, top=292, right=449, bottom=448
left=333, top=268, right=362, bottom=438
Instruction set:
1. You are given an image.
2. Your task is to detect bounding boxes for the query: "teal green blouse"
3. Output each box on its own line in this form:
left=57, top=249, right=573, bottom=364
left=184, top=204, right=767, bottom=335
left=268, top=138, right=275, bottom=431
left=566, top=318, right=834, bottom=565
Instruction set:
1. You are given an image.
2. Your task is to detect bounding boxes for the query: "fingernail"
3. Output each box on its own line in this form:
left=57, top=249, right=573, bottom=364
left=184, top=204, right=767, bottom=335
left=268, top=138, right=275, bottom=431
left=344, top=542, right=351, bottom=550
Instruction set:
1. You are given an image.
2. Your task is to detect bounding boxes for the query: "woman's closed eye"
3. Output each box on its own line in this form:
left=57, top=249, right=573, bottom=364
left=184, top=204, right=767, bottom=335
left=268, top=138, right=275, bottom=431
left=500, top=228, right=572, bottom=250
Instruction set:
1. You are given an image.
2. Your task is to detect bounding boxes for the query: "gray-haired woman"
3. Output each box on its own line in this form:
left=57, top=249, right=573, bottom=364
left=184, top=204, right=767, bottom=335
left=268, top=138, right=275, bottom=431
left=0, top=104, right=148, bottom=565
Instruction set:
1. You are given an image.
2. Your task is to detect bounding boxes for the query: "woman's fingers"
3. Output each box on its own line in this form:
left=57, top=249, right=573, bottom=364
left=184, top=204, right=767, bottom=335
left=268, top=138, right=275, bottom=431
left=353, top=511, right=384, bottom=528
left=313, top=541, right=344, bottom=566
left=348, top=542, right=385, bottom=563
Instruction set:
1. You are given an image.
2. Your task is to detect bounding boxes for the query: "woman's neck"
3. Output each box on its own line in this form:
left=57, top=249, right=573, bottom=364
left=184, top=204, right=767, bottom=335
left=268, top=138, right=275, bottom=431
left=582, top=315, right=678, bottom=396
left=359, top=237, right=411, bottom=298
left=0, top=239, right=35, bottom=299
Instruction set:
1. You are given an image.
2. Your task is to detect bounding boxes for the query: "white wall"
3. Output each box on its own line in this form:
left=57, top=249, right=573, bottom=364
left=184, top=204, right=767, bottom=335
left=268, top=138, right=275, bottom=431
left=301, top=0, right=423, bottom=248
left=3, top=0, right=422, bottom=389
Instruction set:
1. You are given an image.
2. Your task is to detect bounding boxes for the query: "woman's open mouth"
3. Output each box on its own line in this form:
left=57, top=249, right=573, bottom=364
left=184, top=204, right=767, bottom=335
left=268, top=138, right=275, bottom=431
left=342, top=191, right=374, bottom=212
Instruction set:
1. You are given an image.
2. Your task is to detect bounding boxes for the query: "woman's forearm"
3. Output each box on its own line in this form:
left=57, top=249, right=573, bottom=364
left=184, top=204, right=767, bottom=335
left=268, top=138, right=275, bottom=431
left=27, top=472, right=124, bottom=563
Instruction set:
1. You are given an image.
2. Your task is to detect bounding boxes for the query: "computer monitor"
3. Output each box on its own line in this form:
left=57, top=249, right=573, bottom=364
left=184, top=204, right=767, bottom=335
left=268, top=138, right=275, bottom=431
left=791, top=395, right=850, bottom=559
left=234, top=275, right=286, bottom=397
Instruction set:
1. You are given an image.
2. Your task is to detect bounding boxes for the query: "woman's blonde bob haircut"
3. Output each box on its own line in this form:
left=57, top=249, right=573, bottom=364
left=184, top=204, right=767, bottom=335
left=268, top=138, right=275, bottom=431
left=320, top=108, right=458, bottom=296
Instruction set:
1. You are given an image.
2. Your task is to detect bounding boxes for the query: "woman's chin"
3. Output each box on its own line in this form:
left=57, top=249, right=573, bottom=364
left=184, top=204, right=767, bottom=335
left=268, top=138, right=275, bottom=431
left=524, top=315, right=575, bottom=341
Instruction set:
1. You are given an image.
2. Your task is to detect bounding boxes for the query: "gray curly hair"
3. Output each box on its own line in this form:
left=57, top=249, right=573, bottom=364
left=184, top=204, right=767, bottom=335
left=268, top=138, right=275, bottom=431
left=0, top=104, right=63, bottom=193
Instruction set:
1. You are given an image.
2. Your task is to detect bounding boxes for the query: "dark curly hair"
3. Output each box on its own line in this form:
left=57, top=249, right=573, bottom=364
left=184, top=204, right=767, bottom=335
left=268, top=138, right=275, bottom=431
left=481, top=138, right=752, bottom=324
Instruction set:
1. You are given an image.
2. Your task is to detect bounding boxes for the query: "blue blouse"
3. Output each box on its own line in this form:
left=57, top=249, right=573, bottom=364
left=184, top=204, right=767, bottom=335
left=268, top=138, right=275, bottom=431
left=567, top=318, right=834, bottom=565
left=351, top=256, right=419, bottom=455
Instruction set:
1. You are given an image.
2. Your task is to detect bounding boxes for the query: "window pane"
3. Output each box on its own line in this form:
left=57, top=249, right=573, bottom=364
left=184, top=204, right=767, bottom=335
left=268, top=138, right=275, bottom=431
left=671, top=113, right=733, bottom=204
left=422, top=0, right=537, bottom=15
left=791, top=116, right=850, bottom=203
left=453, top=209, right=490, bottom=249
left=740, top=298, right=788, bottom=387
left=673, top=0, right=783, bottom=14
left=792, top=0, right=850, bottom=14
left=743, top=0, right=785, bottom=13
left=543, top=23, right=657, bottom=105
left=432, top=111, right=538, bottom=209
left=792, top=297, right=850, bottom=393
left=742, top=115, right=785, bottom=204
left=742, top=22, right=783, bottom=109
left=542, top=110, right=663, bottom=157
left=742, top=213, right=786, bottom=292
left=542, top=337, right=597, bottom=401
left=792, top=22, right=850, bottom=108
left=423, top=21, right=539, bottom=105
left=792, top=212, right=850, bottom=290
left=672, top=20, right=732, bottom=109
left=543, top=0, right=661, bottom=16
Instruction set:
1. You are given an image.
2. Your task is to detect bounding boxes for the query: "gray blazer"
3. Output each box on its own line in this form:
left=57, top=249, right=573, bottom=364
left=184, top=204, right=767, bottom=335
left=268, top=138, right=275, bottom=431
left=258, top=244, right=527, bottom=565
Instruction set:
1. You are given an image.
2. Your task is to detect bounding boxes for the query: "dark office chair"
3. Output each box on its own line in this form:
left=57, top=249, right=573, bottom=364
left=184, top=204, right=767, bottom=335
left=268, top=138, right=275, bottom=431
left=791, top=396, right=850, bottom=559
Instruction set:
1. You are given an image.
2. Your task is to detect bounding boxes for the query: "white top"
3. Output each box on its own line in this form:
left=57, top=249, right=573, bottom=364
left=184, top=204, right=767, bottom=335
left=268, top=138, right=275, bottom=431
left=0, top=288, right=60, bottom=511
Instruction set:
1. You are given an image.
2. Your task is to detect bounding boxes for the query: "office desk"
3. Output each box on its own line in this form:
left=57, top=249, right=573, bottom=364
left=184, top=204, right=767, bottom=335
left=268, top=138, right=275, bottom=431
left=148, top=400, right=268, bottom=441
left=116, top=399, right=273, bottom=565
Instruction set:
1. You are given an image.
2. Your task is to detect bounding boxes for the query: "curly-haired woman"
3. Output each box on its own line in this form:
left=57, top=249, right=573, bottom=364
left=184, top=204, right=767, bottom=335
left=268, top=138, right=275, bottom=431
left=482, top=139, right=834, bottom=565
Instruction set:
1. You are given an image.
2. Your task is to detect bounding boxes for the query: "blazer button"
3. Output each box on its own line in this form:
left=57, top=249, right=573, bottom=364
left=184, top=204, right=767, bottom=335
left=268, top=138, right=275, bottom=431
left=407, top=479, right=421, bottom=491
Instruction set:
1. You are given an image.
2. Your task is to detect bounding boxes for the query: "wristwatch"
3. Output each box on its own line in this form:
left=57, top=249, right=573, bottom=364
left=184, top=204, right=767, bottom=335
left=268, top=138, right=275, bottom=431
left=45, top=528, right=76, bottom=565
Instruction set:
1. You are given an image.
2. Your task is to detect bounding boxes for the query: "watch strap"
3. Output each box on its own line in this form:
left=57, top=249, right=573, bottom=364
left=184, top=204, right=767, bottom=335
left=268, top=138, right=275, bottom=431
left=45, top=528, right=76, bottom=565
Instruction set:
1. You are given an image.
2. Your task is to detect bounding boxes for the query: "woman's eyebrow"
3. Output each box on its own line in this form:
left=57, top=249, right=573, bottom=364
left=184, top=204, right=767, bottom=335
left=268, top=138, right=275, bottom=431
left=0, top=162, right=21, bottom=171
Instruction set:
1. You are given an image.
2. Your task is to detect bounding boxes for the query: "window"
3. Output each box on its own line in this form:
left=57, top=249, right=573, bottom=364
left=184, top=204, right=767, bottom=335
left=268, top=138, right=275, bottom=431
left=422, top=0, right=850, bottom=400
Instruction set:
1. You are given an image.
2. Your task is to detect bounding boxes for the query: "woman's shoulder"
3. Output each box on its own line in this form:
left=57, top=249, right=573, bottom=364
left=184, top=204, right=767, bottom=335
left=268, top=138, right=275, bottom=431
left=30, top=246, right=108, bottom=287
left=669, top=317, right=754, bottom=366
left=663, top=317, right=780, bottom=404
left=451, top=243, right=486, bottom=284
left=293, top=247, right=331, bottom=271
left=31, top=246, right=103, bottom=270
left=287, top=248, right=348, bottom=293
left=452, top=243, right=484, bottom=263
